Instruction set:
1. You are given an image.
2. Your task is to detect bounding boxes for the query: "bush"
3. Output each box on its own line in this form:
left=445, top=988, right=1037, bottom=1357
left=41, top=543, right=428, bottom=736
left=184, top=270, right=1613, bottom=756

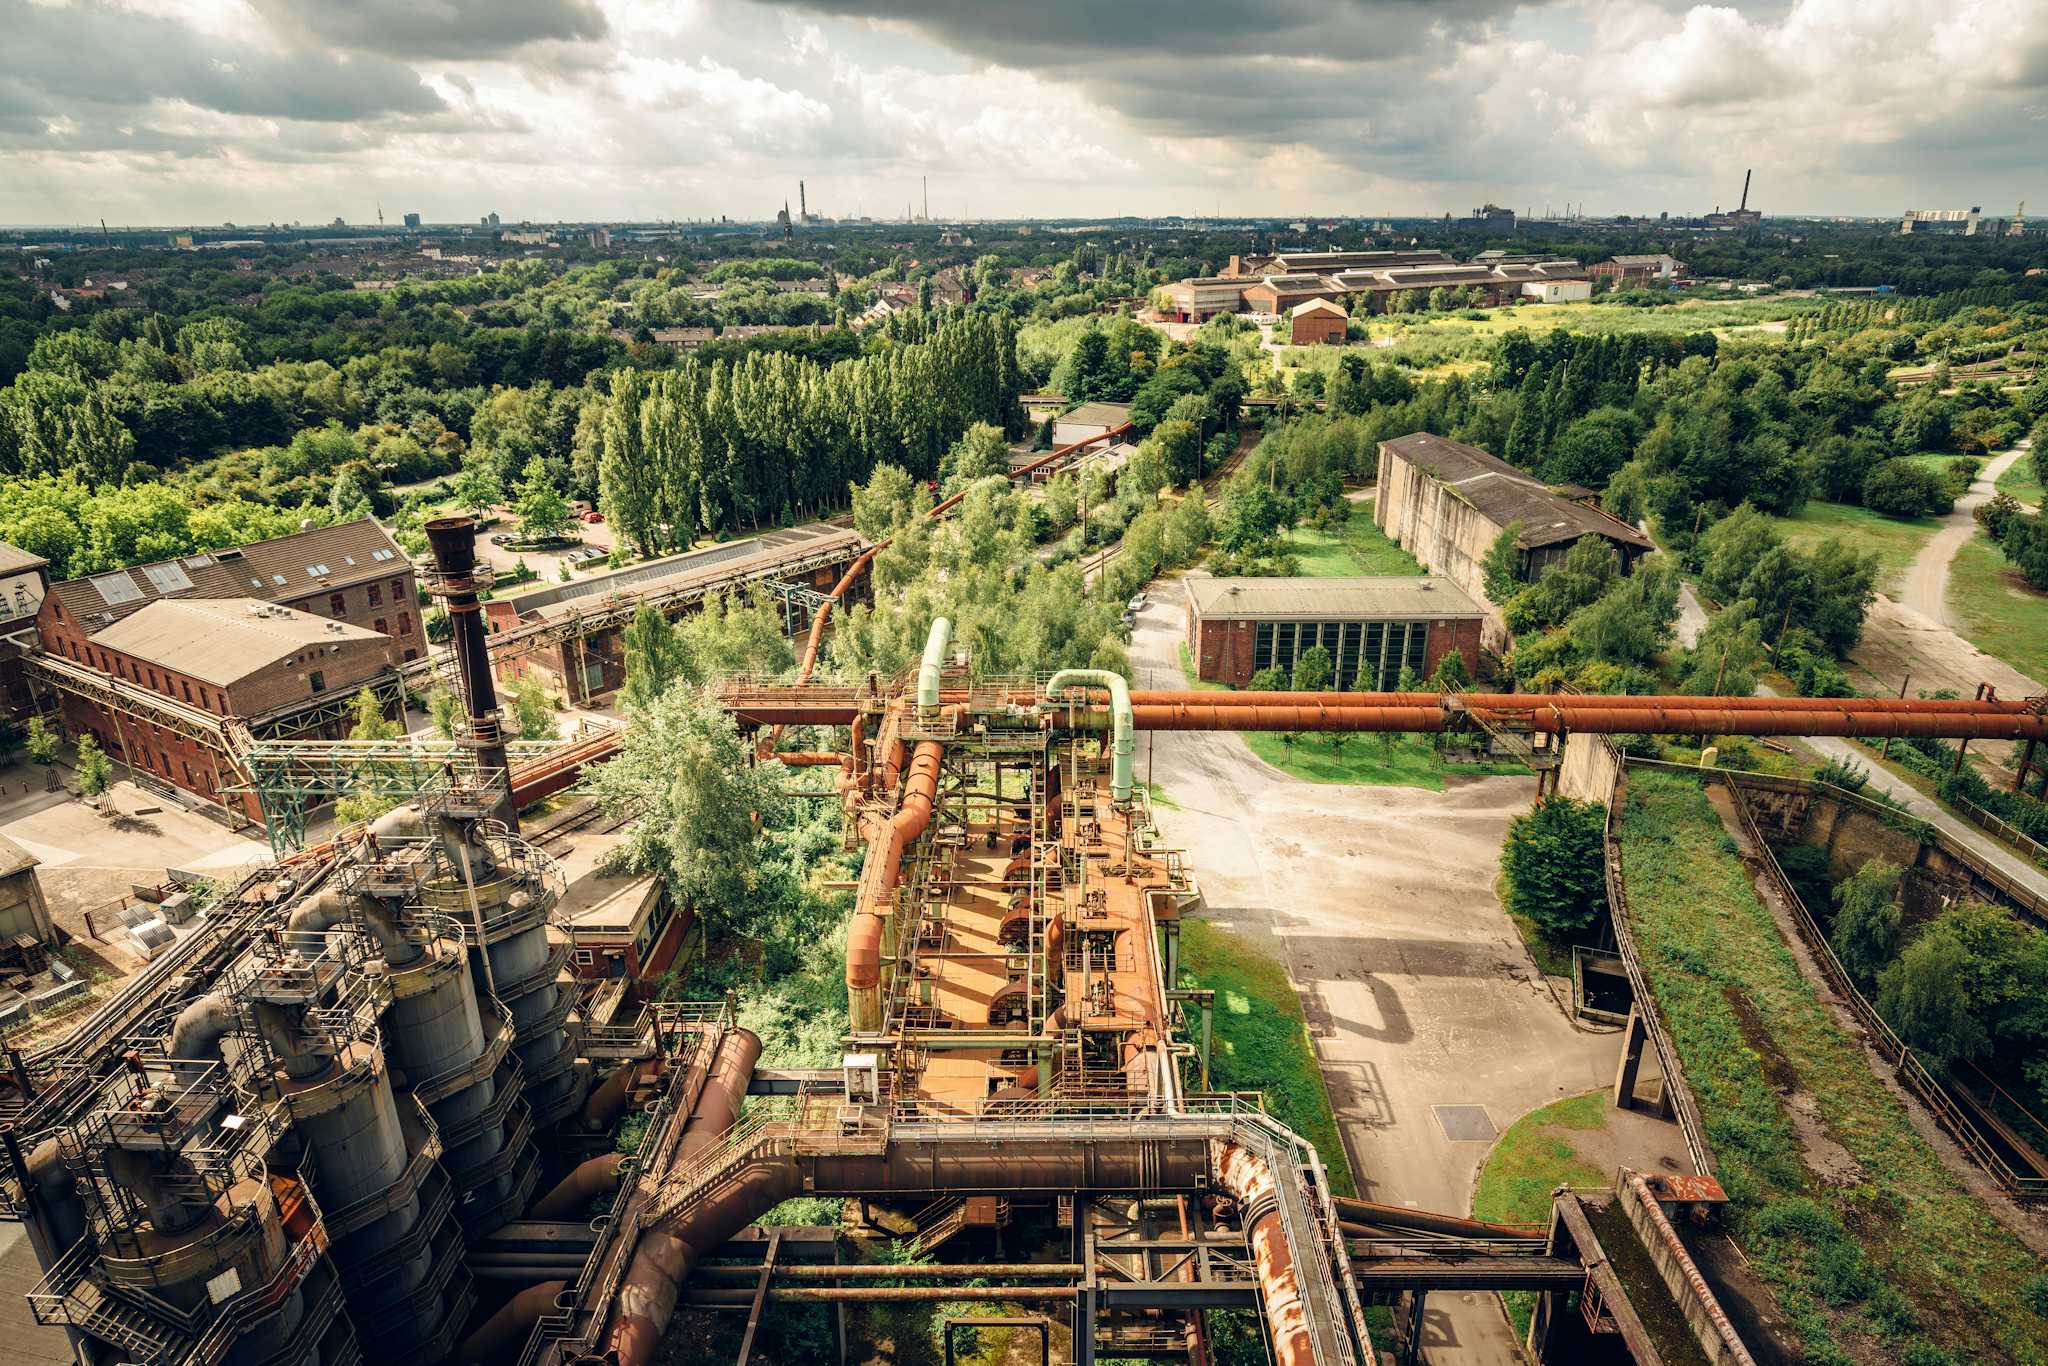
left=1499, top=797, right=1608, bottom=940
left=1860, top=458, right=1951, bottom=518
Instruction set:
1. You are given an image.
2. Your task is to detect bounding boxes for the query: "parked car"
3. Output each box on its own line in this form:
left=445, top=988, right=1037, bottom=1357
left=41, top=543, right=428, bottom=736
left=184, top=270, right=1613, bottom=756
left=1126, top=595, right=1147, bottom=611
left=580, top=510, right=604, bottom=524
left=489, top=533, right=515, bottom=546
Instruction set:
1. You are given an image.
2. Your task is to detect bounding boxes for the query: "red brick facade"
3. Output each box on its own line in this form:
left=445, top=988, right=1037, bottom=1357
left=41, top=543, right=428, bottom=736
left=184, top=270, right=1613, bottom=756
left=1188, top=610, right=1483, bottom=690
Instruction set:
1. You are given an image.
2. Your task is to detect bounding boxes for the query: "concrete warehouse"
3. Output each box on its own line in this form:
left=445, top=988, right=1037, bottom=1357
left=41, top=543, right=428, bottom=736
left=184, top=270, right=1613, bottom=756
left=1182, top=576, right=1487, bottom=689
left=1374, top=432, right=1653, bottom=645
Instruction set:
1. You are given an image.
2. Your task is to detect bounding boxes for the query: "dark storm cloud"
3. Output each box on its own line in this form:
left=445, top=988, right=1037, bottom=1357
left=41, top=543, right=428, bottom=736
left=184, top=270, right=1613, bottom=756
left=251, top=0, right=610, bottom=61
left=1, top=1, right=446, bottom=125
left=755, top=0, right=1525, bottom=64
left=752, top=0, right=1523, bottom=176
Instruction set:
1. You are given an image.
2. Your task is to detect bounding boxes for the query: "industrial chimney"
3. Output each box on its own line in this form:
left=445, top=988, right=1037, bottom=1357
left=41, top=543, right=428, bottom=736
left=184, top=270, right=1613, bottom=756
left=1738, top=169, right=1752, bottom=214
left=423, top=516, right=518, bottom=828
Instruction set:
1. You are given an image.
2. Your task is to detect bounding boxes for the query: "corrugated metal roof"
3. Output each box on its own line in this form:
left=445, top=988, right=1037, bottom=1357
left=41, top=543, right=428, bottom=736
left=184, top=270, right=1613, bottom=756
left=1185, top=575, right=1487, bottom=621
left=1380, top=433, right=1653, bottom=551
left=87, top=598, right=386, bottom=687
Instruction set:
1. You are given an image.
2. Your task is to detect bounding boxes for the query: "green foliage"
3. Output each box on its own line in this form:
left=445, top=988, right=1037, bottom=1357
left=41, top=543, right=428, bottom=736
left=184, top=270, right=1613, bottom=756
left=1480, top=520, right=1523, bottom=604
left=1861, top=458, right=1953, bottom=518
left=427, top=688, right=460, bottom=741
left=504, top=675, right=556, bottom=741
left=1291, top=643, right=1333, bottom=693
left=450, top=455, right=501, bottom=519
left=1830, top=861, right=1902, bottom=988
left=514, top=454, right=574, bottom=540
left=25, top=715, right=59, bottom=766
left=74, top=734, right=112, bottom=803
left=588, top=686, right=803, bottom=945
left=1618, top=771, right=2048, bottom=1362
left=1877, top=922, right=1989, bottom=1068
left=1500, top=797, right=1607, bottom=939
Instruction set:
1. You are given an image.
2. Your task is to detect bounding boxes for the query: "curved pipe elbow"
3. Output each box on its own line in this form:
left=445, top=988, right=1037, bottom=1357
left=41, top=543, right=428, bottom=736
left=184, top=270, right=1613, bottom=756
left=1045, top=669, right=1134, bottom=803
left=458, top=1278, right=566, bottom=1366
left=167, top=991, right=238, bottom=1062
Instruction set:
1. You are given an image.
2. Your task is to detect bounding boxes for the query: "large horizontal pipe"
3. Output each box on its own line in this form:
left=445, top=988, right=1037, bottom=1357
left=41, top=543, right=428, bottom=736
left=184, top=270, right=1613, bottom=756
left=1333, top=1197, right=1543, bottom=1241
left=684, top=1286, right=1079, bottom=1304
left=1122, top=703, right=2048, bottom=741
left=696, top=1263, right=1086, bottom=1280
left=1126, top=689, right=2041, bottom=714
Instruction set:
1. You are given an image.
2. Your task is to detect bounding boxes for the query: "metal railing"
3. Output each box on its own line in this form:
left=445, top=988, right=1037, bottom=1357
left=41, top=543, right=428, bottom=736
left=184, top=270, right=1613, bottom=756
left=1600, top=746, right=1716, bottom=1177
left=1725, top=780, right=2048, bottom=1201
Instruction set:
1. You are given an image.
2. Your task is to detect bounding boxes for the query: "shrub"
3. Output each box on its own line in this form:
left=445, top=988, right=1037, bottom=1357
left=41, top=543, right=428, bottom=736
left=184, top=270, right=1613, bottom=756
left=1860, top=458, right=1951, bottom=518
left=1499, top=797, right=1608, bottom=939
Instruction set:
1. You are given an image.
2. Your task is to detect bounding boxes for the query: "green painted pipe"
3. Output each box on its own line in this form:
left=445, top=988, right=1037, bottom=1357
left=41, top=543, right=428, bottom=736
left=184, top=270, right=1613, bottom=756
left=1045, top=668, right=1133, bottom=803
left=917, top=616, right=952, bottom=709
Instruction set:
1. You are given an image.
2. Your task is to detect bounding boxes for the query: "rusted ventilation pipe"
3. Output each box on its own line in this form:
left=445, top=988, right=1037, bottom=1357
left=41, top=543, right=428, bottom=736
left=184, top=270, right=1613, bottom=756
left=1212, top=1141, right=1314, bottom=1366
left=1125, top=689, right=2043, bottom=715
left=847, top=739, right=944, bottom=1031
left=607, top=1129, right=1209, bottom=1366
left=530, top=1152, right=623, bottom=1221
left=1120, top=703, right=2048, bottom=741
left=457, top=1278, right=565, bottom=1366
left=770, top=751, right=848, bottom=767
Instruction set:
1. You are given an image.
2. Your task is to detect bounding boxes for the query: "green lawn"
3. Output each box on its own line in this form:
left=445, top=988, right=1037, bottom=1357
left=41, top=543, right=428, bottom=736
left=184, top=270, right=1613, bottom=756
left=1947, top=534, right=2048, bottom=685
left=1178, top=918, right=1356, bottom=1197
left=1472, top=1090, right=1610, bottom=1226
left=1764, top=500, right=1941, bottom=597
left=1279, top=501, right=1422, bottom=577
left=1996, top=454, right=2044, bottom=509
left=1473, top=1090, right=1613, bottom=1340
left=1618, top=771, right=2048, bottom=1366
left=1179, top=639, right=1524, bottom=789
left=1245, top=730, right=1447, bottom=788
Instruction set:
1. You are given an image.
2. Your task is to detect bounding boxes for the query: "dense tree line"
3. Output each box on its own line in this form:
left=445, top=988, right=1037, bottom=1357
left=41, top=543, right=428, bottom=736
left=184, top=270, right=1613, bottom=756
left=596, top=313, right=1025, bottom=554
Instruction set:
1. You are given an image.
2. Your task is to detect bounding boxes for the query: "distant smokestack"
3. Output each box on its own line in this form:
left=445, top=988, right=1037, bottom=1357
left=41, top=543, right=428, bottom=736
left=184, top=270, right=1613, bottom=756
left=799, top=180, right=807, bottom=220
left=424, top=515, right=517, bottom=828
left=1739, top=169, right=1752, bottom=213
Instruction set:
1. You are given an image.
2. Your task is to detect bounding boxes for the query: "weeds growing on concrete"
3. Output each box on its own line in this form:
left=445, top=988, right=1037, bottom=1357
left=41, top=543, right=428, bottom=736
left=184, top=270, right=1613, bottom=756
left=1178, top=918, right=1357, bottom=1198
left=1618, top=770, right=2048, bottom=1365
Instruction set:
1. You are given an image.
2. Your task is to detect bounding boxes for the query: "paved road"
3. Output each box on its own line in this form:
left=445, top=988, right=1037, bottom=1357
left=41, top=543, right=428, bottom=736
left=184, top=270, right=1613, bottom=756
left=1125, top=585, right=1673, bottom=1365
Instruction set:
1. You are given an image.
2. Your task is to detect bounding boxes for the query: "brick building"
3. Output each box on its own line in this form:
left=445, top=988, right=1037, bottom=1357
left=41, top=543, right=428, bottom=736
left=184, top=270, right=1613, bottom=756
left=37, top=518, right=422, bottom=670
left=0, top=541, right=50, bottom=729
left=45, top=600, right=394, bottom=812
left=1287, top=298, right=1349, bottom=345
left=1587, top=254, right=1685, bottom=286
left=1183, top=576, right=1487, bottom=690
left=1374, top=433, right=1652, bottom=648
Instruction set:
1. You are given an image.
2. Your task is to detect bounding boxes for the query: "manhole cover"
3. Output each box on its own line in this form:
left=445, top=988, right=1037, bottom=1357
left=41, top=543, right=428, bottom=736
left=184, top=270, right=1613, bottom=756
left=1432, top=1104, right=1498, bottom=1142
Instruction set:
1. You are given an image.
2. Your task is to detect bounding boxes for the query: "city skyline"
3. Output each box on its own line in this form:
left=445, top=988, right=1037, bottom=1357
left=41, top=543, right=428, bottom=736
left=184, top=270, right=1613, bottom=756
left=0, top=0, right=2043, bottom=226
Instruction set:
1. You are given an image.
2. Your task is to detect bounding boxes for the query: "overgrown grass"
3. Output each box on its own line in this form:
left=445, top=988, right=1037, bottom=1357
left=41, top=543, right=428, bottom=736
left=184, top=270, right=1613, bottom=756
left=1995, top=456, right=2044, bottom=509
left=1244, top=731, right=1446, bottom=789
left=1947, top=534, right=2048, bottom=685
left=1178, top=919, right=1357, bottom=1198
left=1473, top=1089, right=1612, bottom=1341
left=1617, top=770, right=2048, bottom=1366
left=1763, top=500, right=1942, bottom=597
left=1276, top=501, right=1423, bottom=577
left=1473, top=1090, right=1609, bottom=1225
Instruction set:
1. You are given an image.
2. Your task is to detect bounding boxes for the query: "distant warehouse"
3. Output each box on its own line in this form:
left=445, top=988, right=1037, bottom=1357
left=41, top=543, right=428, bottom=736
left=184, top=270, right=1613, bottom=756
left=1183, top=576, right=1486, bottom=690
left=1375, top=432, right=1652, bottom=646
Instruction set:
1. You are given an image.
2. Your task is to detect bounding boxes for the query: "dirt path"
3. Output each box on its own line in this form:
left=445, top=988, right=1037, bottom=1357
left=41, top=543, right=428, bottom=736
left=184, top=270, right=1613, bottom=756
left=1126, top=581, right=1669, bottom=1365
left=1897, top=447, right=2023, bottom=626
left=1850, top=445, right=2042, bottom=705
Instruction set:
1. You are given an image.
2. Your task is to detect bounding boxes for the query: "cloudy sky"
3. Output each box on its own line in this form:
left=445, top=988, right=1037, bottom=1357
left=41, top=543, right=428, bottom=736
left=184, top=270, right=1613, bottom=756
left=2, top=0, right=2043, bottom=226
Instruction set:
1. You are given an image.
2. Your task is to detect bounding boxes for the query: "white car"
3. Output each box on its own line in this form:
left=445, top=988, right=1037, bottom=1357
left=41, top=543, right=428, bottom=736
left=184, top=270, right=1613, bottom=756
left=1126, top=595, right=1147, bottom=612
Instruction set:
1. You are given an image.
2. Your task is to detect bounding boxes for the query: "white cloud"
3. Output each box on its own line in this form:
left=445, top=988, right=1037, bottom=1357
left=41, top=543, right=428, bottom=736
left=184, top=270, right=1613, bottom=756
left=0, top=0, right=2041, bottom=222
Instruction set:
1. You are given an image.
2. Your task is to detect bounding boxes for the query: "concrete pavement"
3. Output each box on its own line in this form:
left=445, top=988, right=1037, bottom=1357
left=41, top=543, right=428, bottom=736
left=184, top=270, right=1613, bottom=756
left=1125, top=582, right=1676, bottom=1364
